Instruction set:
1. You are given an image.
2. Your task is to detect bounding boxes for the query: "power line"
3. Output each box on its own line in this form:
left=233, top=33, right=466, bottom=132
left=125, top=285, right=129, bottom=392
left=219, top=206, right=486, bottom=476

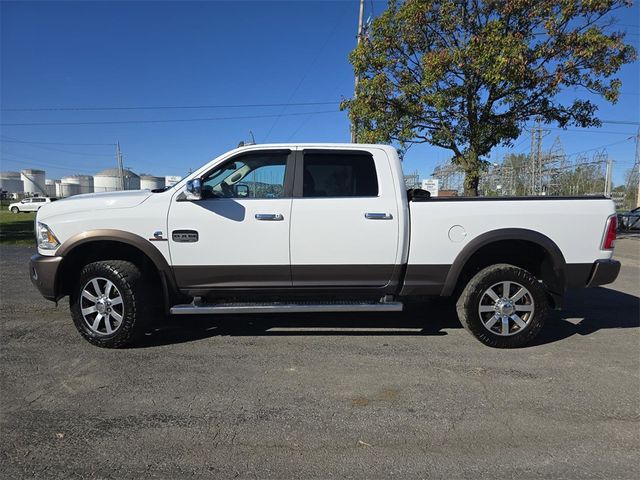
left=0, top=150, right=112, bottom=172
left=0, top=136, right=115, bottom=146
left=565, top=136, right=635, bottom=157
left=0, top=137, right=114, bottom=156
left=0, top=110, right=342, bottom=127
left=532, top=120, right=640, bottom=128
left=600, top=120, right=640, bottom=126
left=0, top=157, right=100, bottom=173
left=265, top=23, right=341, bottom=141
left=0, top=101, right=341, bottom=112
left=547, top=128, right=637, bottom=134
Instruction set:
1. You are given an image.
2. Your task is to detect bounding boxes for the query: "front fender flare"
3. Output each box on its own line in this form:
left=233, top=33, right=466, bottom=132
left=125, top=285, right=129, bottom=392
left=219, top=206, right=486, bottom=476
left=57, top=229, right=177, bottom=294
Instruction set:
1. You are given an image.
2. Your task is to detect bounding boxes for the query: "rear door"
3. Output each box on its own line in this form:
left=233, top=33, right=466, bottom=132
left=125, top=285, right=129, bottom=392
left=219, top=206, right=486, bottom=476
left=289, top=148, right=400, bottom=287
left=168, top=149, right=295, bottom=292
left=32, top=198, right=46, bottom=210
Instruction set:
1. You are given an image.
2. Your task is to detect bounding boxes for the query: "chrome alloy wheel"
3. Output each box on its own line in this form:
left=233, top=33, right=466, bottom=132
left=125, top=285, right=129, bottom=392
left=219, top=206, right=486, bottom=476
left=80, top=277, right=124, bottom=335
left=478, top=281, right=535, bottom=336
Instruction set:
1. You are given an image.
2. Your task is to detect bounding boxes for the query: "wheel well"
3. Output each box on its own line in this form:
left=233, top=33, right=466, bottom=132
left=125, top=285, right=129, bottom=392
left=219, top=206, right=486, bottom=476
left=454, top=239, right=562, bottom=301
left=57, top=241, right=163, bottom=299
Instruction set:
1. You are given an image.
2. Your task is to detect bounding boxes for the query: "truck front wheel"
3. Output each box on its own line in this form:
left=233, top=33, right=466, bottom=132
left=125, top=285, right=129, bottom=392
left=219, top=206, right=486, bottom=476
left=456, top=264, right=549, bottom=348
left=70, top=260, right=151, bottom=348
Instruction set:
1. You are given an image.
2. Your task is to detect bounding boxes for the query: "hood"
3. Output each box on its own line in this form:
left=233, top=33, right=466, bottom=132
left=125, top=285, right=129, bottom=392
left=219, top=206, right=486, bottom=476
left=37, top=190, right=153, bottom=221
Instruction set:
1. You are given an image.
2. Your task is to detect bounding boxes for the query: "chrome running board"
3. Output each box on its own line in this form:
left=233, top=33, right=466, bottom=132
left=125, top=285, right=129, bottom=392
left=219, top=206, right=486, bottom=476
left=170, top=300, right=403, bottom=315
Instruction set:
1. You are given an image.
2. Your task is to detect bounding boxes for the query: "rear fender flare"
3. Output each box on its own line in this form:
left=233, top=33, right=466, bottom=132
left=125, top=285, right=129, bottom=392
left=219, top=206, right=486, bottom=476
left=441, top=228, right=566, bottom=296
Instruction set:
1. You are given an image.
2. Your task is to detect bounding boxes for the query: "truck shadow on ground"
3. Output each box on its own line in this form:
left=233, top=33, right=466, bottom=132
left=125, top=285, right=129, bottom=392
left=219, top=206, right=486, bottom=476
left=138, top=287, right=639, bottom=348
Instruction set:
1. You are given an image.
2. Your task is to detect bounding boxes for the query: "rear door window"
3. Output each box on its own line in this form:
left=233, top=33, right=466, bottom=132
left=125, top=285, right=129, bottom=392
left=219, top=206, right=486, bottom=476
left=301, top=152, right=378, bottom=198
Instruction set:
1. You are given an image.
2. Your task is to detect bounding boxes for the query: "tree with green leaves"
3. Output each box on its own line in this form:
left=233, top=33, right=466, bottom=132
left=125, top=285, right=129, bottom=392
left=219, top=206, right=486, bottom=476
left=342, top=0, right=637, bottom=196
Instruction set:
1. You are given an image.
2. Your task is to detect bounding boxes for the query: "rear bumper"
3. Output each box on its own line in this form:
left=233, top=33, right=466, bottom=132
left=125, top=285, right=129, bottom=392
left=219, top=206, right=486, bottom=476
left=29, top=254, right=62, bottom=301
left=586, top=259, right=621, bottom=288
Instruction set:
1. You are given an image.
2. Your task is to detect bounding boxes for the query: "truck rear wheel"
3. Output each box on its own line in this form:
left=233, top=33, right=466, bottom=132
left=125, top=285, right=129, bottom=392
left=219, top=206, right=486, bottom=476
left=70, top=260, right=151, bottom=348
left=456, top=264, right=549, bottom=348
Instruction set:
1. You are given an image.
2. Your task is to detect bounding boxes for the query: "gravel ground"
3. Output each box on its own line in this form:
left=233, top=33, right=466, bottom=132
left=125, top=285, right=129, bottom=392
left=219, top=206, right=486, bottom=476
left=1, top=239, right=639, bottom=479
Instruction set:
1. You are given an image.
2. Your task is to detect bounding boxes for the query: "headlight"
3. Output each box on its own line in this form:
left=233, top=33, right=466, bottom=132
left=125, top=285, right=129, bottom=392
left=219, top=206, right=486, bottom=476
left=36, top=222, right=60, bottom=250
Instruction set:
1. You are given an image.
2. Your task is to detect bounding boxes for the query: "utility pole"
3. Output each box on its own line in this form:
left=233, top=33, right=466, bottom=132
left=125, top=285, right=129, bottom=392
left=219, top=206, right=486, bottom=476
left=636, top=127, right=640, bottom=207
left=116, top=142, right=125, bottom=191
left=351, top=0, right=365, bottom=143
left=604, top=156, right=613, bottom=197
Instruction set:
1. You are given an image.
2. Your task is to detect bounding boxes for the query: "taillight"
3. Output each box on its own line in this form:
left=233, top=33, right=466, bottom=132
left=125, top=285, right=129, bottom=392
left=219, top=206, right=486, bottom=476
left=601, top=214, right=617, bottom=250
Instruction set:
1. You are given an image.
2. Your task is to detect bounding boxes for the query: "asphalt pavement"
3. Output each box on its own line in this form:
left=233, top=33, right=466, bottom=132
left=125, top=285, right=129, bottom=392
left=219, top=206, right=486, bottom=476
left=1, top=239, right=639, bottom=479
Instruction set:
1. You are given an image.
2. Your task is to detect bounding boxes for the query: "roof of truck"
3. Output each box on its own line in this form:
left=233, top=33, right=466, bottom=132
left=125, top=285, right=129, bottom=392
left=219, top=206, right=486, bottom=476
left=233, top=143, right=396, bottom=151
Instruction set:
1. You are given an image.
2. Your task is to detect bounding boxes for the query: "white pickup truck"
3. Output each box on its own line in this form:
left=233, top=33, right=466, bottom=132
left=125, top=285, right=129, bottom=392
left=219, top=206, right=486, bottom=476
left=30, top=143, right=620, bottom=348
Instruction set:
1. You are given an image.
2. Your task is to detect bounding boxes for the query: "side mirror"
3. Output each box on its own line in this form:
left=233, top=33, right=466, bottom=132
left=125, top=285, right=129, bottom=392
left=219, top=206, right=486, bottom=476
left=185, top=178, right=202, bottom=200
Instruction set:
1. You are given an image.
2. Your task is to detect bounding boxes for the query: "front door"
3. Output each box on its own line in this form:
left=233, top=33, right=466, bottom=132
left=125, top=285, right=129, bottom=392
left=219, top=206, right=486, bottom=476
left=21, top=199, right=35, bottom=211
left=168, top=150, right=294, bottom=293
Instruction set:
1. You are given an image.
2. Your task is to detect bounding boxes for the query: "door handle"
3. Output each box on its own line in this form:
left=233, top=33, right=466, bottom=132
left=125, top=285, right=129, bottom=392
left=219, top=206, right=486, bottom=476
left=255, top=213, right=284, bottom=221
left=365, top=212, right=393, bottom=220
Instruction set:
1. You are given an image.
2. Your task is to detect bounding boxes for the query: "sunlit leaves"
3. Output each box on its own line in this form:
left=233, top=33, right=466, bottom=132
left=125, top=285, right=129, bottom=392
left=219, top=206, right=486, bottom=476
left=341, top=0, right=636, bottom=195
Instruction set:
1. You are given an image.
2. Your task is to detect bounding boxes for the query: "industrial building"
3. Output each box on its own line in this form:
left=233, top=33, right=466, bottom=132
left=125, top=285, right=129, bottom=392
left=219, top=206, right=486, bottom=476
left=60, top=175, right=95, bottom=197
left=94, top=168, right=140, bottom=193
left=0, top=171, right=24, bottom=194
left=0, top=166, right=181, bottom=199
left=20, top=169, right=47, bottom=196
left=140, top=175, right=165, bottom=190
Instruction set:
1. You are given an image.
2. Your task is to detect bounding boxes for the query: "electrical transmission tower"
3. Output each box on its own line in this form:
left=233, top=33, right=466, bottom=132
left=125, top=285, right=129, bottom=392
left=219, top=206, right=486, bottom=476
left=626, top=127, right=640, bottom=208
left=545, top=137, right=566, bottom=196
left=432, top=162, right=464, bottom=193
left=403, top=170, right=421, bottom=189
left=528, top=118, right=550, bottom=195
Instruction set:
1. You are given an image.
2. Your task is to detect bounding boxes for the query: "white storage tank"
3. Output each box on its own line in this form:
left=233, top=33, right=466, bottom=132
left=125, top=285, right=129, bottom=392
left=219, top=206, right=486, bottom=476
left=140, top=175, right=165, bottom=190
left=60, top=175, right=94, bottom=197
left=21, top=169, right=46, bottom=195
left=0, top=171, right=24, bottom=194
left=94, top=168, right=140, bottom=192
left=45, top=179, right=57, bottom=197
left=55, top=180, right=63, bottom=198
left=165, top=175, right=182, bottom=187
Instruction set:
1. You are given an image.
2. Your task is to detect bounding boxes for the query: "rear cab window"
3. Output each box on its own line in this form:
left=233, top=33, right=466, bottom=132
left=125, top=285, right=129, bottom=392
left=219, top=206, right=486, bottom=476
left=300, top=152, right=378, bottom=198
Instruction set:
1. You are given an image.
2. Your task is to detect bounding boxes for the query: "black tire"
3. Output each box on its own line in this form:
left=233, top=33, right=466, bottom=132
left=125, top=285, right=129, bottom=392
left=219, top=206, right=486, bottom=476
left=456, top=263, right=549, bottom=348
left=10, top=206, right=19, bottom=213
left=70, top=260, right=152, bottom=348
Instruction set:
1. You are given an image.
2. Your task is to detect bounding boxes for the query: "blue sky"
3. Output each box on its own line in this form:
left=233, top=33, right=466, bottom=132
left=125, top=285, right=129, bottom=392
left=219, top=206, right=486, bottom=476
left=1, top=0, right=638, bottom=185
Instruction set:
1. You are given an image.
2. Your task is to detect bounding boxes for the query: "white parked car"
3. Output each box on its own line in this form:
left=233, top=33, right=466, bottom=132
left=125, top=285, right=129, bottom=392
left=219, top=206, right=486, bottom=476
left=29, top=143, right=620, bottom=349
left=9, top=197, right=55, bottom=213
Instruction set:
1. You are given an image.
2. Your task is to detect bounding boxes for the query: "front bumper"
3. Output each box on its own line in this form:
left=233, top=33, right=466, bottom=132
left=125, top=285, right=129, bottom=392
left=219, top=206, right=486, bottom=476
left=29, top=254, right=62, bottom=301
left=586, top=259, right=621, bottom=288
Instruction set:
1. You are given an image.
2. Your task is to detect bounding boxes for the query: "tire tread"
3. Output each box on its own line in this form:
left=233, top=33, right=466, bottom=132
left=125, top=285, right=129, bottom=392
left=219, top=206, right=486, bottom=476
left=70, top=260, right=151, bottom=348
left=456, top=263, right=549, bottom=348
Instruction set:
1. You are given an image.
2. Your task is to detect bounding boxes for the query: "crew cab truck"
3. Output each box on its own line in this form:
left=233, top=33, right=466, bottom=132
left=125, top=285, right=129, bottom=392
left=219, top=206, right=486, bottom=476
left=29, top=144, right=621, bottom=348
